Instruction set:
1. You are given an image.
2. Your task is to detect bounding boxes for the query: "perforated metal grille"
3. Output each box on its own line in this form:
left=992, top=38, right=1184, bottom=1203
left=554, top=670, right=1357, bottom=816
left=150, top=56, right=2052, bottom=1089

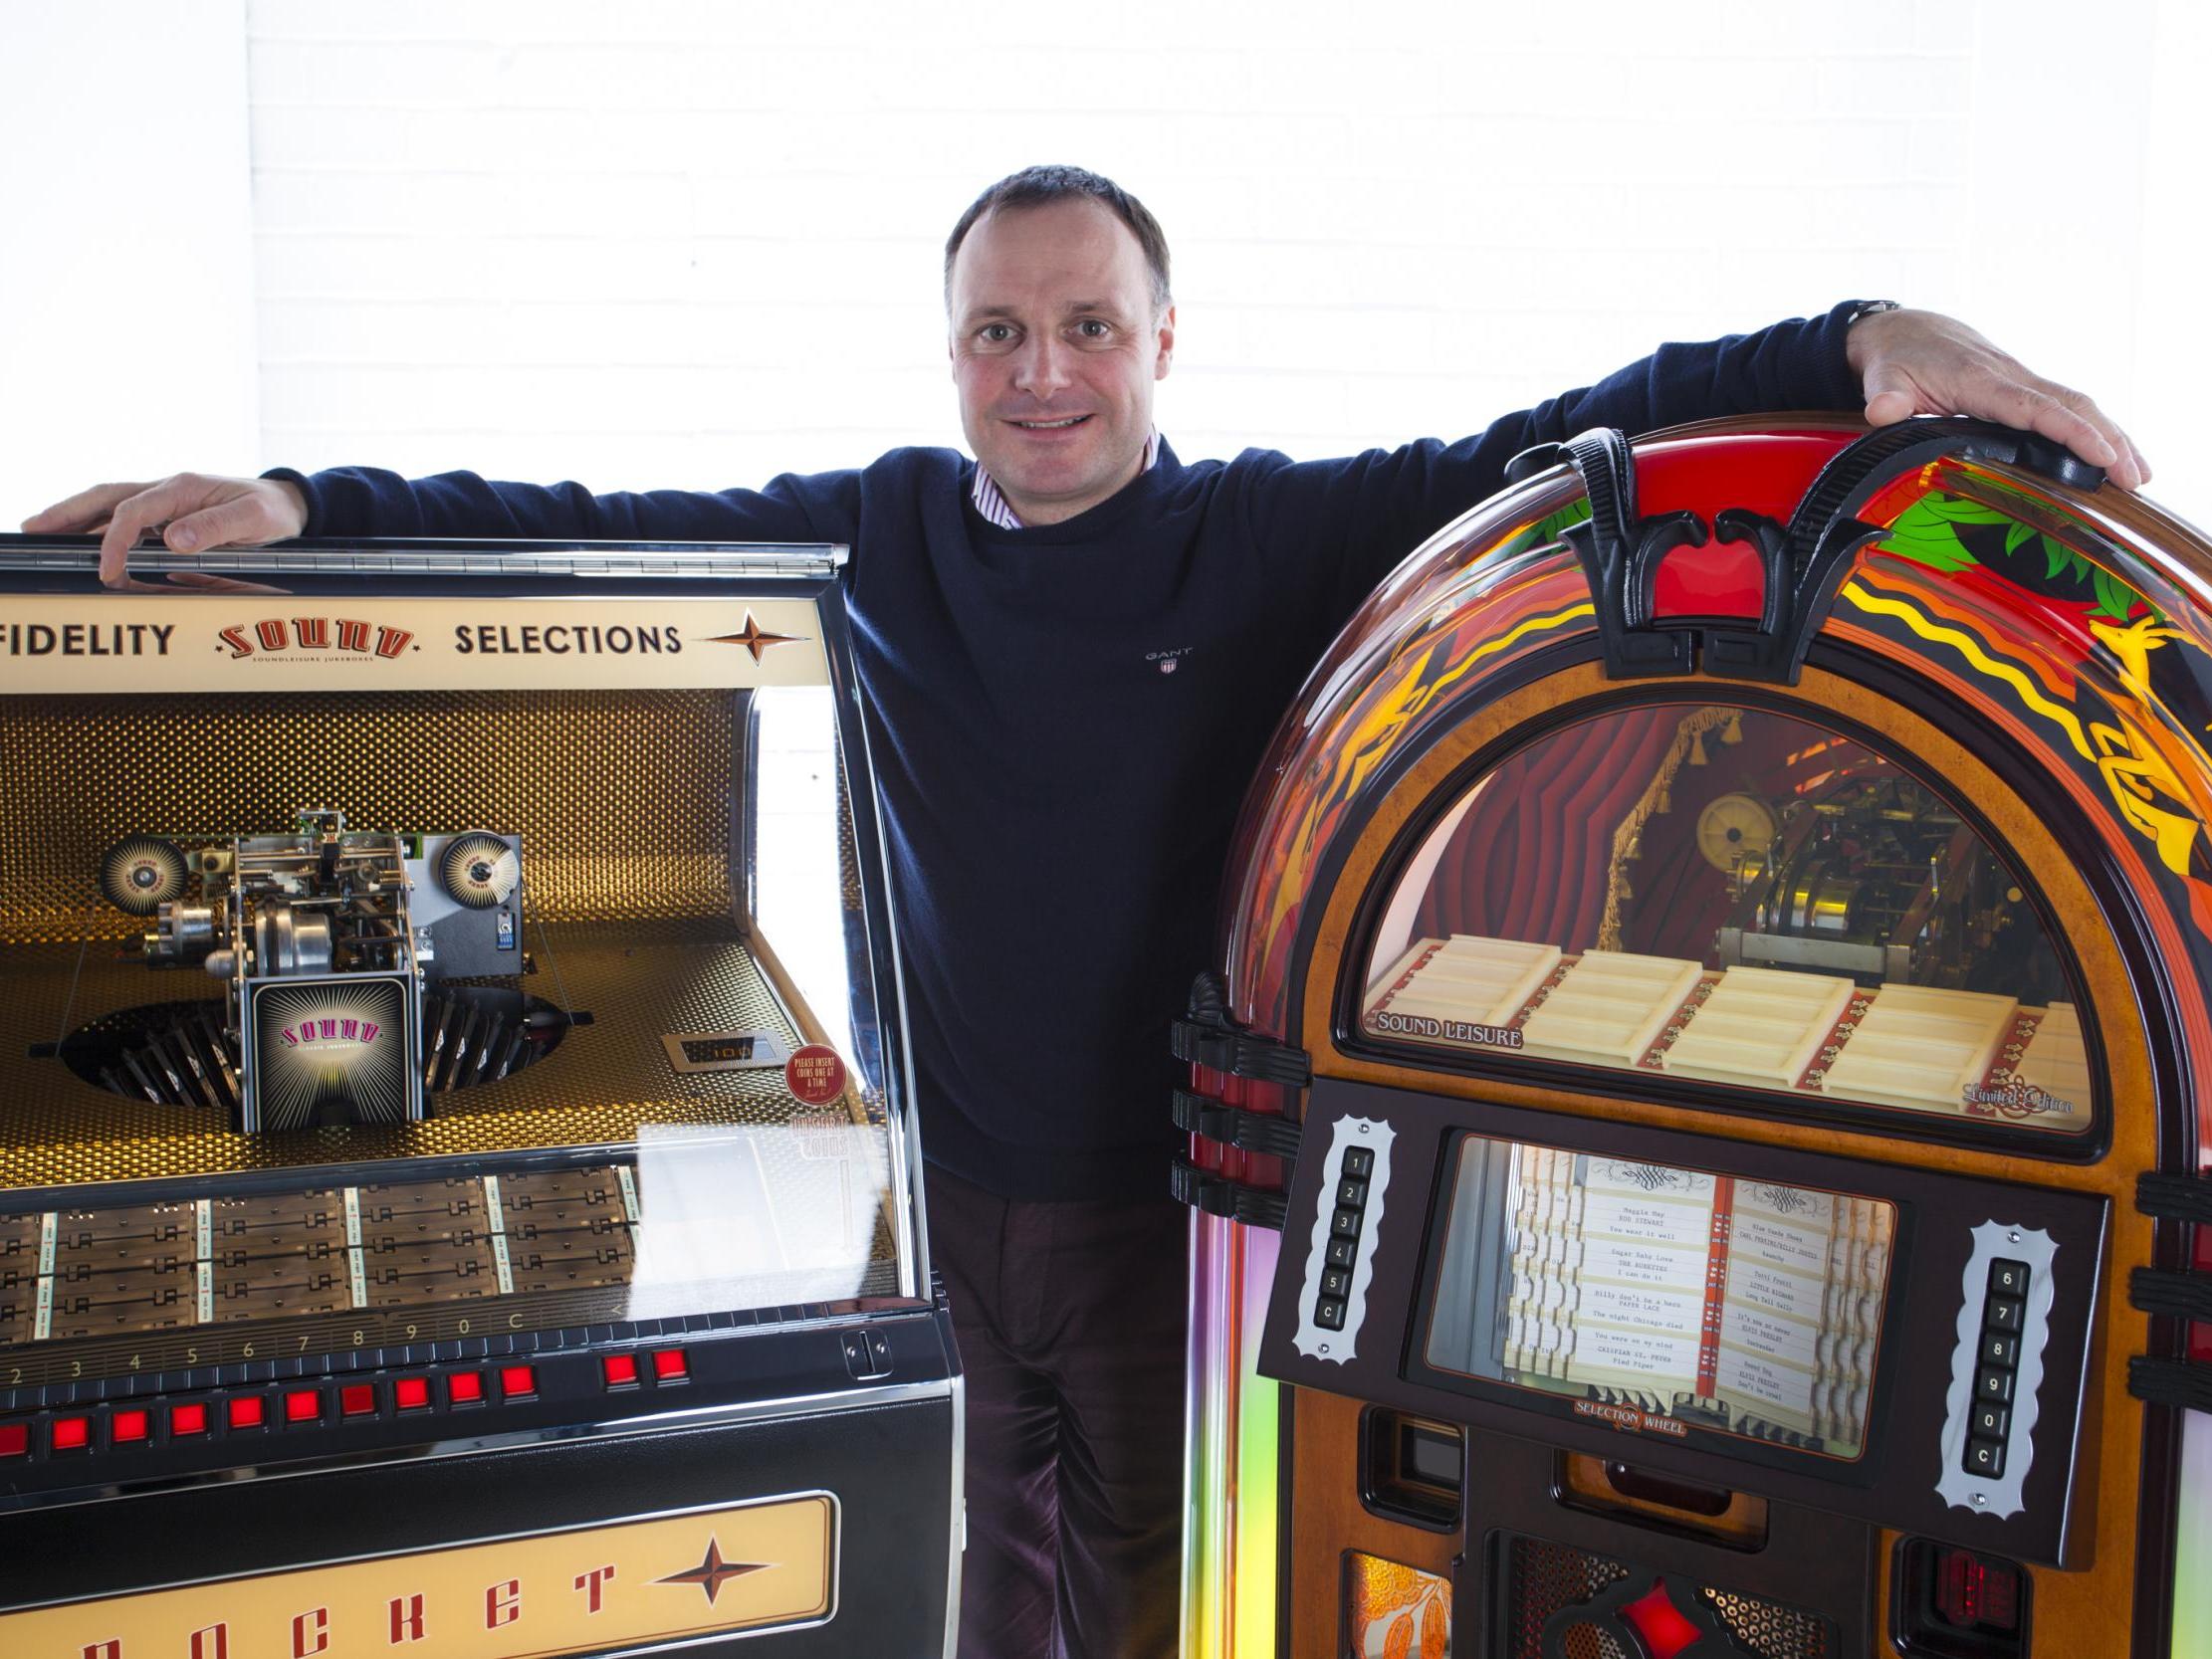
left=1, top=688, right=746, bottom=944
left=1499, top=1536, right=1836, bottom=1659
left=1502, top=1539, right=1631, bottom=1659
left=1558, top=1627, right=1629, bottom=1659
left=1698, top=1587, right=1833, bottom=1659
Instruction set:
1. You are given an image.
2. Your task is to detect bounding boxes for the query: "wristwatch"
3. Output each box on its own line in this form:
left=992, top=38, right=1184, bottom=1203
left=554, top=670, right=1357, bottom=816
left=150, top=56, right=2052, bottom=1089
left=1847, top=299, right=1901, bottom=326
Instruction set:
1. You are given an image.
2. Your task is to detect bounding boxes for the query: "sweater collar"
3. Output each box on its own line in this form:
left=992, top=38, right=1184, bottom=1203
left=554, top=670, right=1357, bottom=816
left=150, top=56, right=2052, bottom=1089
left=969, top=429, right=1162, bottom=529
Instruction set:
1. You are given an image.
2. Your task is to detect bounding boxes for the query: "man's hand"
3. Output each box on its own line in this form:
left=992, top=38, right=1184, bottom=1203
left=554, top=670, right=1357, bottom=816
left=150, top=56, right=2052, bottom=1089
left=21, top=474, right=308, bottom=591
left=1847, top=308, right=2149, bottom=491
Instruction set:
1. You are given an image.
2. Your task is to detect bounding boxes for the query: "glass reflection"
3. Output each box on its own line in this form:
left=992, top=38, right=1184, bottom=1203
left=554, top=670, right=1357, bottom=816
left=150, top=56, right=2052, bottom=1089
left=1364, top=706, right=2091, bottom=1132
left=1424, top=1136, right=1892, bottom=1460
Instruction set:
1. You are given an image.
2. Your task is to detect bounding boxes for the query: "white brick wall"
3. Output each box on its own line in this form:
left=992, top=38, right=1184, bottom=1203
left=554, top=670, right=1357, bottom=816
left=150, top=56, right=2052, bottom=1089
left=5, top=0, right=2206, bottom=521
left=0, top=2, right=259, bottom=513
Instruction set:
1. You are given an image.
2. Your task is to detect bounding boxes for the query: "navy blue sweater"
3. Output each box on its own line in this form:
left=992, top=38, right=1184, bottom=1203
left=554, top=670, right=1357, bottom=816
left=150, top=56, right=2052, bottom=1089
left=278, top=305, right=1865, bottom=1200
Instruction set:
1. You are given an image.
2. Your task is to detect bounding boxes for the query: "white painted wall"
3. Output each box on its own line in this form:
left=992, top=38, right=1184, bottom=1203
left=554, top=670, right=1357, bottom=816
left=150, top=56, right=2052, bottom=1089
left=5, top=0, right=2207, bottom=524
left=0, top=1, right=260, bottom=518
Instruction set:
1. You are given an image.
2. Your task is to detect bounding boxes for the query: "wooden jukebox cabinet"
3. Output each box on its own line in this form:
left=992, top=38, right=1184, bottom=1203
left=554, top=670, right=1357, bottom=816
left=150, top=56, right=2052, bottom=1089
left=1175, top=418, right=2212, bottom=1659
left=0, top=537, right=959, bottom=1656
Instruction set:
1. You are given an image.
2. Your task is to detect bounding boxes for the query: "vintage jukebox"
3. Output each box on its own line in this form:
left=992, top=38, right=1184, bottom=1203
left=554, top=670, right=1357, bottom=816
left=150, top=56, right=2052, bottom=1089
left=0, top=536, right=959, bottom=1656
left=1174, top=417, right=2211, bottom=1659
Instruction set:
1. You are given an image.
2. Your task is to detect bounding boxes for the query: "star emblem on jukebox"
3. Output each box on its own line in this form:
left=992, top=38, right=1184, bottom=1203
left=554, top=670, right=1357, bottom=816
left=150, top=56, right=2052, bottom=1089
left=707, top=612, right=802, bottom=663
left=656, top=1536, right=772, bottom=1604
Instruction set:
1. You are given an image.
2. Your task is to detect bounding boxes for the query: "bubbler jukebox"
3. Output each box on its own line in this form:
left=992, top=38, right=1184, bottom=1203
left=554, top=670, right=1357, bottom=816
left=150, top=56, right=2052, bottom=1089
left=1175, top=417, right=2212, bottom=1659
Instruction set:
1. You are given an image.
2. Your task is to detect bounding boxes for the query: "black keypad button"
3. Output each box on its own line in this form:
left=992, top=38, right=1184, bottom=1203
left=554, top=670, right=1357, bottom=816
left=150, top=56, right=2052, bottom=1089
left=1314, top=1297, right=1346, bottom=1332
left=1330, top=1206, right=1362, bottom=1240
left=1965, top=1436, right=2007, bottom=1478
left=1985, top=1295, right=2024, bottom=1334
left=1320, top=1267, right=1352, bottom=1299
left=1975, top=1364, right=2016, bottom=1405
left=1336, top=1177, right=1369, bottom=1209
left=1979, top=1331, right=2021, bottom=1368
left=1325, top=1236, right=1357, bottom=1269
left=1341, top=1146, right=1374, bottom=1179
left=1989, top=1259, right=2031, bottom=1299
left=1971, top=1401, right=2011, bottom=1439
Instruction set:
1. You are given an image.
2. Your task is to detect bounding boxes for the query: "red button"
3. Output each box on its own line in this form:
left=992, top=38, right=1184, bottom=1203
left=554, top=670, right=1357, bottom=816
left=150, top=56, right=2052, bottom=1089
left=339, top=1384, right=376, bottom=1417
left=284, top=1388, right=322, bottom=1423
left=500, top=1364, right=536, bottom=1399
left=394, top=1376, right=431, bottom=1412
left=52, top=1415, right=90, bottom=1452
left=447, top=1370, right=484, bottom=1405
left=602, top=1353, right=639, bottom=1388
left=652, top=1348, right=689, bottom=1382
left=0, top=1422, right=28, bottom=1459
left=169, top=1402, right=209, bottom=1437
left=228, top=1395, right=266, bottom=1430
left=111, top=1408, right=150, bottom=1444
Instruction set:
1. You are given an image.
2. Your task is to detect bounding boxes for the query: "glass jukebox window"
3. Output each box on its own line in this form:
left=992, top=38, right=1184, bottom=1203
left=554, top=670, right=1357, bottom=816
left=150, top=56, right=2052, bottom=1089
left=0, top=577, right=907, bottom=1393
left=1422, top=1134, right=1895, bottom=1460
left=1359, top=703, right=2095, bottom=1135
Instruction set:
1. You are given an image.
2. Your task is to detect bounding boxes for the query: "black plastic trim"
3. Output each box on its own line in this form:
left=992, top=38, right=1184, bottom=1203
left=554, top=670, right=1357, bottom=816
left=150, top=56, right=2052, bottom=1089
left=1169, top=1156, right=1289, bottom=1230
left=2127, top=1356, right=2212, bottom=1414
left=2129, top=1266, right=2212, bottom=1325
left=1171, top=1087, right=1303, bottom=1161
left=1170, top=1017, right=1311, bottom=1087
left=2138, top=1171, right=2212, bottom=1224
left=1507, top=427, right=1706, bottom=680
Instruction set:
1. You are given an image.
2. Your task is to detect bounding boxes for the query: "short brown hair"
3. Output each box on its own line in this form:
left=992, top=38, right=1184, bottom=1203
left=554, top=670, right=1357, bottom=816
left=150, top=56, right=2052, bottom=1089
left=944, top=165, right=1172, bottom=313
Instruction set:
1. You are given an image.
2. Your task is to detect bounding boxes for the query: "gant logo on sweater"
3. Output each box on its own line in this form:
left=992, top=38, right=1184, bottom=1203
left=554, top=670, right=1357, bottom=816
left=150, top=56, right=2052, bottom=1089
left=1146, top=645, right=1194, bottom=675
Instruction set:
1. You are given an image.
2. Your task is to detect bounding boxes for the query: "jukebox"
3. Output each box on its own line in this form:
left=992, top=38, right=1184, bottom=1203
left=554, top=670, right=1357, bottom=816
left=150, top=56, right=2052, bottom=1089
left=1174, top=417, right=2210, bottom=1659
left=0, top=537, right=958, bottom=1656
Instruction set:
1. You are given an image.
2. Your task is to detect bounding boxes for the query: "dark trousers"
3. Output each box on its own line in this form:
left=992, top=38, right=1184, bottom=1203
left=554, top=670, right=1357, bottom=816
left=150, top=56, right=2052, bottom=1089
left=926, top=1164, right=1188, bottom=1659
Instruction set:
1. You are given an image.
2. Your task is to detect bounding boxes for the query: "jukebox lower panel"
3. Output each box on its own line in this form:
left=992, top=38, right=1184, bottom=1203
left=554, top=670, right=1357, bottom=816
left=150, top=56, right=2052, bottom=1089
left=0, top=1385, right=958, bottom=1657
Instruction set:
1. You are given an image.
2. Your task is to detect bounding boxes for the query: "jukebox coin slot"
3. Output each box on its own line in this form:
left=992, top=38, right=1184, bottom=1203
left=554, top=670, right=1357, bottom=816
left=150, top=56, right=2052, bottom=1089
left=1554, top=1453, right=1772, bottom=1550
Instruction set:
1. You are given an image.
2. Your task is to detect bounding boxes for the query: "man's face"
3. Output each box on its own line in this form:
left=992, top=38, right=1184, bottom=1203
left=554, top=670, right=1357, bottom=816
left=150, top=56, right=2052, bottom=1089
left=948, top=197, right=1175, bottom=525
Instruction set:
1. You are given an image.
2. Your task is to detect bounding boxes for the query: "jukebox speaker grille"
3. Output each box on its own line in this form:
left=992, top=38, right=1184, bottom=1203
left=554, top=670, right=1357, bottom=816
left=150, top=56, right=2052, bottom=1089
left=1698, top=1587, right=1834, bottom=1658
left=1500, top=1535, right=1834, bottom=1659
left=1503, top=1538, right=1631, bottom=1657
left=4, top=689, right=743, bottom=945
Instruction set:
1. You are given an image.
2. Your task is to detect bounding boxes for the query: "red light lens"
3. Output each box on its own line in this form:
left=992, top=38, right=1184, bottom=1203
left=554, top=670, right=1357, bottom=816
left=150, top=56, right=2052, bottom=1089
left=602, top=1353, right=639, bottom=1388
left=0, top=1422, right=28, bottom=1458
left=228, top=1395, right=266, bottom=1430
left=170, top=1403, right=209, bottom=1436
left=500, top=1364, right=537, bottom=1399
left=284, top=1388, right=322, bottom=1423
left=339, top=1384, right=376, bottom=1417
left=1620, top=1580, right=1701, bottom=1659
left=52, top=1416, right=90, bottom=1451
left=652, top=1348, right=689, bottom=1381
left=111, top=1409, right=149, bottom=1444
left=447, top=1371, right=484, bottom=1405
left=394, top=1376, right=431, bottom=1411
left=1936, top=1550, right=2020, bottom=1632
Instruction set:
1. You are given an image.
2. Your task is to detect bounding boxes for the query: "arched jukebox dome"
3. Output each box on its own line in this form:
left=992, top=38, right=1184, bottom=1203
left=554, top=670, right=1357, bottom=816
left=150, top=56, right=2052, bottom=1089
left=1179, top=416, right=2211, bottom=1659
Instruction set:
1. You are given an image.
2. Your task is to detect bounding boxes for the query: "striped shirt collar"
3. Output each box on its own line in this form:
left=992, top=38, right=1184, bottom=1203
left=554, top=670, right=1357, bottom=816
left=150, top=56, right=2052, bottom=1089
left=970, top=429, right=1161, bottom=529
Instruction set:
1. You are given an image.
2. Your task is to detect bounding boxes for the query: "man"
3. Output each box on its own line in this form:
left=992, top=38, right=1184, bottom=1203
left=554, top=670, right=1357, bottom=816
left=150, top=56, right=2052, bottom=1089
left=26, top=166, right=2145, bottom=1659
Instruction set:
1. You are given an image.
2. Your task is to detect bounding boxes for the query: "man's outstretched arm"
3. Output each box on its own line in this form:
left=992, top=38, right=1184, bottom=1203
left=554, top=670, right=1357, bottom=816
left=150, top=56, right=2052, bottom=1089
left=1243, top=302, right=2148, bottom=619
left=22, top=466, right=856, bottom=589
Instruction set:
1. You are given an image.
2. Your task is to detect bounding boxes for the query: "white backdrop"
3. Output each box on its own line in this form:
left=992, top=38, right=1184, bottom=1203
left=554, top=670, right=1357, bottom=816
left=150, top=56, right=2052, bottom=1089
left=4, top=0, right=2208, bottom=524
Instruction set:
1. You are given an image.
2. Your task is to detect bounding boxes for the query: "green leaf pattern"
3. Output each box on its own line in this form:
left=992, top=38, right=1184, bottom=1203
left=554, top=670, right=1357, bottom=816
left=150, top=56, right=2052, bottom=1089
left=1877, top=493, right=2154, bottom=625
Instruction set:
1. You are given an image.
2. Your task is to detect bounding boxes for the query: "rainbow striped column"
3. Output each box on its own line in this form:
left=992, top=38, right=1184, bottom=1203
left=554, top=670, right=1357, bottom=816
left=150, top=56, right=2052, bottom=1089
left=1183, top=1210, right=1283, bottom=1659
